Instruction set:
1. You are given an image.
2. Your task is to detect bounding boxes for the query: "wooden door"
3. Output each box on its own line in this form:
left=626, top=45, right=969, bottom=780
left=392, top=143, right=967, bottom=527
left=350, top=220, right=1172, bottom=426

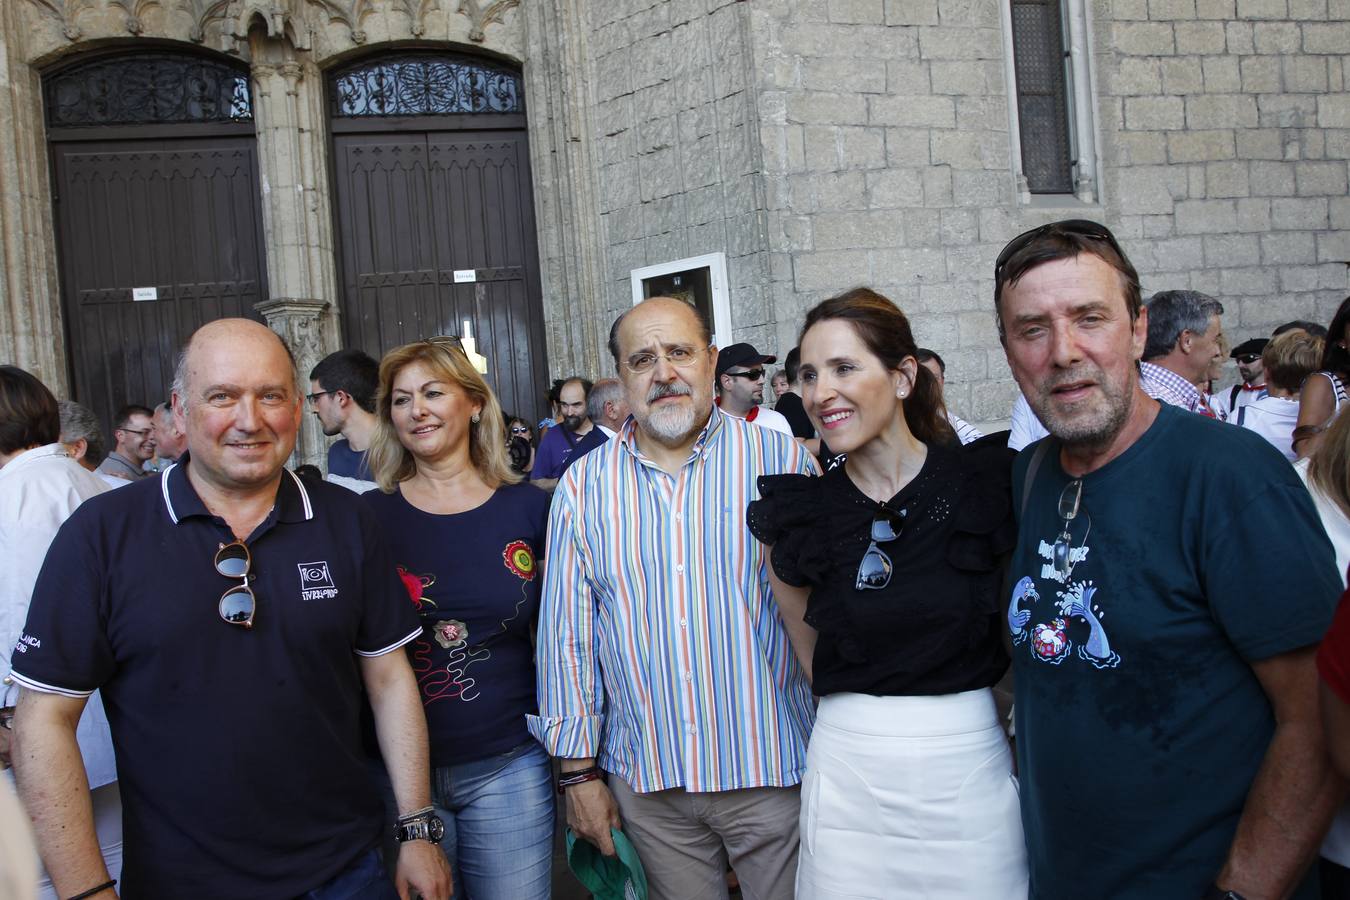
left=45, top=50, right=265, bottom=436
left=50, top=137, right=268, bottom=426
left=328, top=53, right=548, bottom=421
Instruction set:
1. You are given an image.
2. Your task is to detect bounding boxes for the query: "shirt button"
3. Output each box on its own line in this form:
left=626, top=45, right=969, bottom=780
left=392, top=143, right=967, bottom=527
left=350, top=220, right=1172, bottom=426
left=689, top=725, right=698, bottom=735
left=676, top=564, right=685, bottom=573
left=684, top=672, right=693, bottom=681
left=675, top=511, right=683, bottom=520
left=1, top=676, right=11, bottom=686
left=679, top=618, right=687, bottom=627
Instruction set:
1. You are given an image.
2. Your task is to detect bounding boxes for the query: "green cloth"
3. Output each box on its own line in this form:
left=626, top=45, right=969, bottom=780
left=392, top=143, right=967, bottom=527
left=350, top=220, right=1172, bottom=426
left=565, top=827, right=648, bottom=900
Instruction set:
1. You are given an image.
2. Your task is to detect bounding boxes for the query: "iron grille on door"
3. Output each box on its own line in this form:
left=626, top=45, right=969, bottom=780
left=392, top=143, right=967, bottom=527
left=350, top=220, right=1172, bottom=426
left=1010, top=0, right=1075, bottom=194
left=327, top=54, right=548, bottom=421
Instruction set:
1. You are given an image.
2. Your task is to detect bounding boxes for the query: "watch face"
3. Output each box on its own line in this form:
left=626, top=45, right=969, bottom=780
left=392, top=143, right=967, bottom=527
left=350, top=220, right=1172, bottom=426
left=428, top=816, right=445, bottom=843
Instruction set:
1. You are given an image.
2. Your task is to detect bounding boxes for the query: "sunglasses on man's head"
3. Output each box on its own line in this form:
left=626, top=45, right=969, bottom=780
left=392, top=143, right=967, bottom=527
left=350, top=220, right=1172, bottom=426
left=994, top=219, right=1125, bottom=282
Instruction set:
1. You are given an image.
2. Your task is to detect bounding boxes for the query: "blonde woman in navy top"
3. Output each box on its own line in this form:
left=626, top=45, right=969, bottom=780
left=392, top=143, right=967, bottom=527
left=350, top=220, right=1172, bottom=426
left=364, top=338, right=552, bottom=899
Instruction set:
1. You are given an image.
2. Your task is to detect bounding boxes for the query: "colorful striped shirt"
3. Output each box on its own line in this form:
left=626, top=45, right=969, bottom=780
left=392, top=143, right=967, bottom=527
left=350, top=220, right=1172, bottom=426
left=526, top=406, right=817, bottom=794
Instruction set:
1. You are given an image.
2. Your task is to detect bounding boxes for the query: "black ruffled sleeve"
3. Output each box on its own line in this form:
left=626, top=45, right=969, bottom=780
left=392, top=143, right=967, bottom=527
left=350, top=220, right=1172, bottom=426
left=946, top=438, right=1018, bottom=576
left=747, top=473, right=829, bottom=587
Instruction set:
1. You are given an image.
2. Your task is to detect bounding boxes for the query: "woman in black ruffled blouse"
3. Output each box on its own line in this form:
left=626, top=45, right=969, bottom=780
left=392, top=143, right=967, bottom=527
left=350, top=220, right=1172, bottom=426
left=748, top=288, right=1028, bottom=899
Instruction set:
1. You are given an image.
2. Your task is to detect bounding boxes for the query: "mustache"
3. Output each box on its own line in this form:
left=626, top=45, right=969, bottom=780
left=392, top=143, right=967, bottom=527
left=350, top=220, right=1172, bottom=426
left=647, top=382, right=692, bottom=403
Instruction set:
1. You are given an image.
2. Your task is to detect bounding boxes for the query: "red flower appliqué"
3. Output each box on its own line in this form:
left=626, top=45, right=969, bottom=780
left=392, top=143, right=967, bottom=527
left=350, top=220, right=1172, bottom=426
left=502, top=540, right=536, bottom=581
left=397, top=565, right=436, bottom=609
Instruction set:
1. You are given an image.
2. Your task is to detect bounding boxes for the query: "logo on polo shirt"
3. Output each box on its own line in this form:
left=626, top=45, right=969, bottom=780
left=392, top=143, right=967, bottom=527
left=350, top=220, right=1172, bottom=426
left=298, top=561, right=338, bottom=601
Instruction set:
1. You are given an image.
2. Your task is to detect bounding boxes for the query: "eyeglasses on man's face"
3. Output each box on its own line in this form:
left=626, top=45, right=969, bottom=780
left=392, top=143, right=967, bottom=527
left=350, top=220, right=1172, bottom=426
left=305, top=390, right=332, bottom=404
left=118, top=427, right=153, bottom=438
left=1236, top=354, right=1261, bottom=365
left=622, top=345, right=706, bottom=375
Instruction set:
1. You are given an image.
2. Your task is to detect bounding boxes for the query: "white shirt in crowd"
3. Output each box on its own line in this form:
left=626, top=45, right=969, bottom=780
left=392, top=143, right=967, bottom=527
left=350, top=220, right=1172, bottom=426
left=0, top=444, right=118, bottom=789
left=1008, top=393, right=1050, bottom=451
left=721, top=404, right=795, bottom=437
left=1235, top=395, right=1300, bottom=461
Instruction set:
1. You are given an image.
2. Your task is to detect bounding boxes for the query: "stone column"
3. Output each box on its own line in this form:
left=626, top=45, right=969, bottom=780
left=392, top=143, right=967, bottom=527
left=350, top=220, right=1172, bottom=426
left=254, top=295, right=330, bottom=467
left=520, top=0, right=609, bottom=379
left=248, top=33, right=344, bottom=467
left=0, top=3, right=66, bottom=392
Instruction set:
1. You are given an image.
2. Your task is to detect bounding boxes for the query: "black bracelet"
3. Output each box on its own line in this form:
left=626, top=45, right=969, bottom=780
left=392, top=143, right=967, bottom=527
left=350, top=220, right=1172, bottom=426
left=67, top=879, right=116, bottom=900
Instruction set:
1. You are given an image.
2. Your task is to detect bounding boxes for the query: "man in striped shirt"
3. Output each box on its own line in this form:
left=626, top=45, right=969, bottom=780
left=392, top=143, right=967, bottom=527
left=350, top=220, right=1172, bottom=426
left=529, top=297, right=817, bottom=899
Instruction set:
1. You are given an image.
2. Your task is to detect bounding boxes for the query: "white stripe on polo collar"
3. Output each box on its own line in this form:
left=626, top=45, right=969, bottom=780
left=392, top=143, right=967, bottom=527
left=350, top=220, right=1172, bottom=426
left=161, top=461, right=180, bottom=523
left=161, top=462, right=314, bottom=523
left=284, top=468, right=315, bottom=520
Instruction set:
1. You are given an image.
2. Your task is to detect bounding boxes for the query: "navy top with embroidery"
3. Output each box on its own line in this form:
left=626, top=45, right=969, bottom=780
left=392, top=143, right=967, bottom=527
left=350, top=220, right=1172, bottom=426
left=748, top=438, right=1016, bottom=697
left=327, top=438, right=371, bottom=481
left=10, top=458, right=421, bottom=900
left=363, top=481, right=550, bottom=766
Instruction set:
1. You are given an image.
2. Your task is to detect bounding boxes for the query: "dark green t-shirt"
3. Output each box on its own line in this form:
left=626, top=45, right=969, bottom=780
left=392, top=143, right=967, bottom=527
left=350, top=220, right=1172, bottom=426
left=1010, top=403, right=1340, bottom=900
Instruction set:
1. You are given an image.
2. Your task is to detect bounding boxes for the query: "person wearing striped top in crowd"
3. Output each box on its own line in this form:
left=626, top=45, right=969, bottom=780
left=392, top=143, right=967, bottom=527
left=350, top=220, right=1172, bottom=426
left=528, top=296, right=817, bottom=900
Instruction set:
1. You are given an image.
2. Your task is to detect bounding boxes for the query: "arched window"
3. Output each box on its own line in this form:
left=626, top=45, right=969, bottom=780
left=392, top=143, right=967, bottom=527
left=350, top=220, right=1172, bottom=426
left=44, top=51, right=252, bottom=128
left=329, top=53, right=523, bottom=118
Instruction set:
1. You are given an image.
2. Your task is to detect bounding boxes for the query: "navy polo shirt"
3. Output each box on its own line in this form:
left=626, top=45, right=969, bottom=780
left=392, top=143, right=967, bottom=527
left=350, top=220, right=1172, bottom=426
left=11, top=458, right=421, bottom=900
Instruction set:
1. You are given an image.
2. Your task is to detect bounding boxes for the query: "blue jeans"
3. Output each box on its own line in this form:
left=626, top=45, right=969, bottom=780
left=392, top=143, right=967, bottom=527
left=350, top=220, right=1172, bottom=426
left=375, top=741, right=554, bottom=900
left=435, top=741, right=554, bottom=900
left=303, top=848, right=398, bottom=900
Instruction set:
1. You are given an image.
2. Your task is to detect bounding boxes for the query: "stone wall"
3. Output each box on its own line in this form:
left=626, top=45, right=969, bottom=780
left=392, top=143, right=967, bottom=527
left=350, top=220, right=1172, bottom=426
left=749, top=0, right=1349, bottom=430
left=586, top=0, right=777, bottom=354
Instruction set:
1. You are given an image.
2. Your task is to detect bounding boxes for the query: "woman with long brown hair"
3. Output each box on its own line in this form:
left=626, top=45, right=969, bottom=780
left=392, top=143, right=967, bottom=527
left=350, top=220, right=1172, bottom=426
left=363, top=337, right=553, bottom=899
left=748, top=288, right=1026, bottom=898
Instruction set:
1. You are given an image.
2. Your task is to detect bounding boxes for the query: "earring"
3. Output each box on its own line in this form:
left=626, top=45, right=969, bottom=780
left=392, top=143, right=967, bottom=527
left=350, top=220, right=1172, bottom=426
left=471, top=412, right=480, bottom=424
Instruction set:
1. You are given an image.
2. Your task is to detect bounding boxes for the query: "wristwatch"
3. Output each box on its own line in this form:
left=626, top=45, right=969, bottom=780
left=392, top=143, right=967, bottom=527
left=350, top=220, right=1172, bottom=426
left=393, top=810, right=445, bottom=845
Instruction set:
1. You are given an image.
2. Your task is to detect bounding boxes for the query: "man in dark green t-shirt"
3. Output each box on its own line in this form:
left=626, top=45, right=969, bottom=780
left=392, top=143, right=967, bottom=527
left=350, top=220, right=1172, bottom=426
left=994, top=219, right=1342, bottom=900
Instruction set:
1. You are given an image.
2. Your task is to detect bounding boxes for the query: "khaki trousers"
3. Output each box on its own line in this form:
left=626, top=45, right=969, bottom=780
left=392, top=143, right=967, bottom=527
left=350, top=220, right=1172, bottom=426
left=609, top=775, right=800, bottom=900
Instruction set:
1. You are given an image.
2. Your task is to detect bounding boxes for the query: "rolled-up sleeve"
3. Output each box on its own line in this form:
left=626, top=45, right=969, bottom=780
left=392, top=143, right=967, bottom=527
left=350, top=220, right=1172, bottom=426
left=526, top=478, right=605, bottom=758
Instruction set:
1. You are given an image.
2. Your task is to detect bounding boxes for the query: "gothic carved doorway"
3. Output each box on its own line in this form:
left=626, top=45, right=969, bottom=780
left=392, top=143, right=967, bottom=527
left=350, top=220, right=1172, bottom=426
left=328, top=52, right=549, bottom=421
left=45, top=50, right=268, bottom=435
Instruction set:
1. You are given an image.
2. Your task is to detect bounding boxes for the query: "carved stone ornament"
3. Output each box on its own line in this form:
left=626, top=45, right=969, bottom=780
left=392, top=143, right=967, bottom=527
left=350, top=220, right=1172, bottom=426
left=457, top=0, right=518, bottom=43
left=25, top=0, right=510, bottom=47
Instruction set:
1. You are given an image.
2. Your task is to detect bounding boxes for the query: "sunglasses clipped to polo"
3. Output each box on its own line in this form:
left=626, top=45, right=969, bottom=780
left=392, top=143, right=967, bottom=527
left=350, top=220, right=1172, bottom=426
left=994, top=219, right=1126, bottom=284
left=216, top=541, right=256, bottom=629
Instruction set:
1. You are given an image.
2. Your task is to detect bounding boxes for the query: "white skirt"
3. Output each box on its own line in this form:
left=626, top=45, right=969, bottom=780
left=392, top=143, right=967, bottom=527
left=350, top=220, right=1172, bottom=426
left=796, top=688, right=1028, bottom=900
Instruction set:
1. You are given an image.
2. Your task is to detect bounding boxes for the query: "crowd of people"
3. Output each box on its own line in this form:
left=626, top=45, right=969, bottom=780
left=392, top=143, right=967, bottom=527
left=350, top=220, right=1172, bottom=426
left=1, top=218, right=1349, bottom=900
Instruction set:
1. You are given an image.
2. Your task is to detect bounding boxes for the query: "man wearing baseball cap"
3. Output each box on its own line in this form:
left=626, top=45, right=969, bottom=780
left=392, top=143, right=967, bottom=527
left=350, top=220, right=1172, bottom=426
left=714, top=343, right=794, bottom=437
left=1216, top=337, right=1270, bottom=420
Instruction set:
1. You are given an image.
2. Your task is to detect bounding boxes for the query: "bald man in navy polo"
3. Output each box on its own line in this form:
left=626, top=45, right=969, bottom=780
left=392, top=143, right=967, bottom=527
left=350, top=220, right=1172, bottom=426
left=10, top=320, right=452, bottom=900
